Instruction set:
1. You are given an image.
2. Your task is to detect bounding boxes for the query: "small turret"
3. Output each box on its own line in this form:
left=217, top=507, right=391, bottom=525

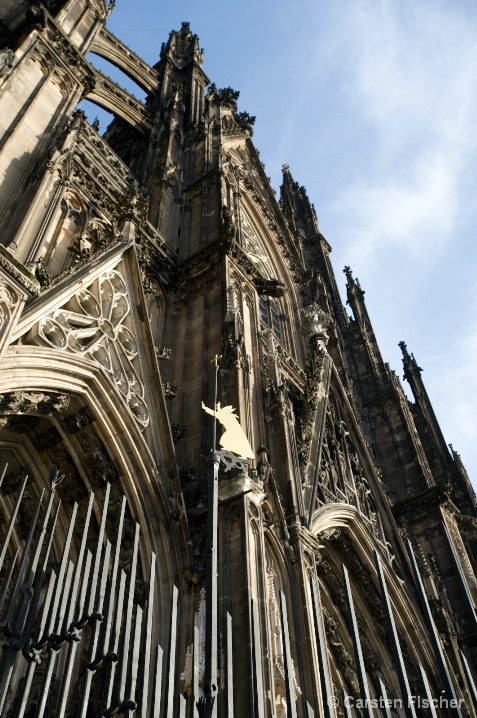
left=343, top=265, right=392, bottom=394
left=120, top=22, right=210, bottom=247
left=279, top=165, right=348, bottom=333
left=343, top=266, right=367, bottom=326
left=280, top=164, right=319, bottom=240
left=398, top=344, right=477, bottom=514
left=399, top=341, right=451, bottom=475
left=399, top=341, right=423, bottom=387
left=160, top=22, right=204, bottom=68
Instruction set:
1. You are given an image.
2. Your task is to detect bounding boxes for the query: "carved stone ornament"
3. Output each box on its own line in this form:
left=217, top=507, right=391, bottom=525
left=221, top=204, right=236, bottom=241
left=0, top=48, right=15, bottom=78
left=226, top=282, right=243, bottom=324
left=216, top=449, right=249, bottom=473
left=28, top=269, right=148, bottom=427
left=0, top=246, right=39, bottom=297
left=323, top=608, right=360, bottom=694
left=34, top=256, right=52, bottom=289
left=241, top=215, right=274, bottom=280
left=300, top=302, right=331, bottom=341
left=0, top=282, right=18, bottom=340
left=0, top=391, right=70, bottom=416
left=117, top=186, right=150, bottom=222
left=155, top=346, right=171, bottom=360
left=163, top=382, right=178, bottom=397
left=296, top=339, right=326, bottom=480
left=172, top=422, right=187, bottom=442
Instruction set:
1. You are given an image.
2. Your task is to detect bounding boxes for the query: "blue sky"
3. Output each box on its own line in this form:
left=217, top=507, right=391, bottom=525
left=82, top=0, right=477, bottom=481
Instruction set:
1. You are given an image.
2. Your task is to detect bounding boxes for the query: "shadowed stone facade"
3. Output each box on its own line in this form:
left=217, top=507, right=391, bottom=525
left=0, top=3, right=476, bottom=717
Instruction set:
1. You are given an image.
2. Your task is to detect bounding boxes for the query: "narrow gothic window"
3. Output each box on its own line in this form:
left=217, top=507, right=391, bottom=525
left=271, top=303, right=281, bottom=337
left=259, top=296, right=282, bottom=340
left=259, top=295, right=270, bottom=327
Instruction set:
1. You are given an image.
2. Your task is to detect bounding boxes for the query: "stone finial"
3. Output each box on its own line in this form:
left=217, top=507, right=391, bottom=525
left=398, top=340, right=410, bottom=361
left=399, top=341, right=420, bottom=367
left=399, top=341, right=423, bottom=379
left=300, top=303, right=331, bottom=343
left=343, top=266, right=365, bottom=304
left=214, top=86, right=240, bottom=104
left=343, top=265, right=353, bottom=284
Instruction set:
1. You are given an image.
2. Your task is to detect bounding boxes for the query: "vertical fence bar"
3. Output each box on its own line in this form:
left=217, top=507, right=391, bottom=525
left=166, top=585, right=179, bottom=718
left=418, top=664, right=439, bottom=718
left=407, top=539, right=463, bottom=718
left=310, top=575, right=335, bottom=718
left=342, top=564, right=374, bottom=718
left=57, top=549, right=93, bottom=716
left=460, top=650, right=477, bottom=712
left=0, top=474, right=28, bottom=572
left=124, top=605, right=143, bottom=717
left=117, top=523, right=140, bottom=708
left=226, top=611, right=234, bottom=718
left=102, top=569, right=127, bottom=715
left=79, top=540, right=112, bottom=718
left=153, top=644, right=164, bottom=717
left=250, top=597, right=266, bottom=718
left=140, top=553, right=156, bottom=718
left=374, top=550, right=417, bottom=718
left=279, top=589, right=298, bottom=718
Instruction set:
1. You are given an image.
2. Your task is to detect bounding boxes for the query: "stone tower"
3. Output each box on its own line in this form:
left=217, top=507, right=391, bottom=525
left=0, top=3, right=476, bottom=717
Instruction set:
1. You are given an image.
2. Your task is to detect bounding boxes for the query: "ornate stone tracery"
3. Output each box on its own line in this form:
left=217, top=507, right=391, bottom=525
left=314, top=395, right=393, bottom=557
left=0, top=390, right=70, bottom=416
left=241, top=214, right=275, bottom=280
left=27, top=268, right=148, bottom=427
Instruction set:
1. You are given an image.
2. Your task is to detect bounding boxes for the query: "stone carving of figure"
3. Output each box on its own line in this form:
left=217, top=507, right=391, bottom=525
left=35, top=257, right=52, bottom=289
left=221, top=205, right=235, bottom=241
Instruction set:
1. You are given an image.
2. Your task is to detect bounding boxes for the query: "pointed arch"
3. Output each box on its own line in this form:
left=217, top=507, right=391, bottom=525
left=0, top=347, right=188, bottom=592
left=311, top=504, right=441, bottom=702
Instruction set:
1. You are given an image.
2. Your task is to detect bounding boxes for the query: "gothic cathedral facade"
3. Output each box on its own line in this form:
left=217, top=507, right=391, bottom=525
left=0, top=3, right=476, bottom=717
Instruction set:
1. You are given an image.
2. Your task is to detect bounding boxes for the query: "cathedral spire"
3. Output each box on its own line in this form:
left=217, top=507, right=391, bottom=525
left=399, top=341, right=450, bottom=472
left=279, top=167, right=348, bottom=330
left=343, top=266, right=394, bottom=392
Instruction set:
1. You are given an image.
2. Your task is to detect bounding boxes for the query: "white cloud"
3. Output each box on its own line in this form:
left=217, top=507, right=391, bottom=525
left=336, top=152, right=457, bottom=266
left=323, top=0, right=477, bottom=268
